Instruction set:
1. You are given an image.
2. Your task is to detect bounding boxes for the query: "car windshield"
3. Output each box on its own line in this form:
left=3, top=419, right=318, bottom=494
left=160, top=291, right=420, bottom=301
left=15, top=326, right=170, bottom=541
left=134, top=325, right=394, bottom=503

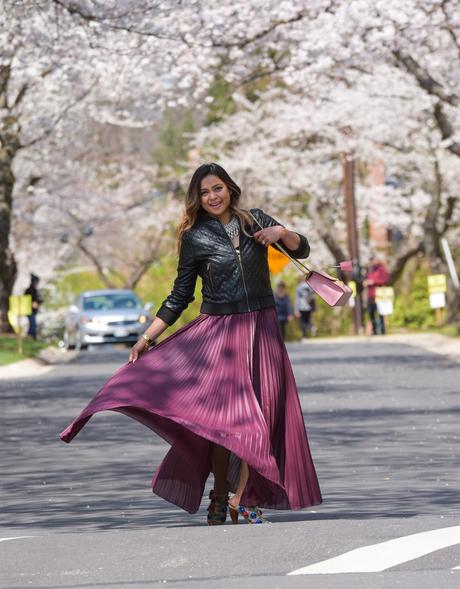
left=82, top=294, right=141, bottom=311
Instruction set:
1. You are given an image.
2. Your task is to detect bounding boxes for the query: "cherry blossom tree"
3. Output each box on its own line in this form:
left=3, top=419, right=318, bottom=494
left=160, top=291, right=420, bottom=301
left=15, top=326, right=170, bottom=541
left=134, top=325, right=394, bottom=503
left=2, top=0, right=460, bottom=332
left=1, top=0, right=187, bottom=331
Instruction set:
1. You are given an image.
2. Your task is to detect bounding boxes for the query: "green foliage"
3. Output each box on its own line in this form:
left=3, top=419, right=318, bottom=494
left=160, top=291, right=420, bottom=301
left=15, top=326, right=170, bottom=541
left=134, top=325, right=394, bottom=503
left=440, top=324, right=460, bottom=337
left=45, top=270, right=108, bottom=308
left=391, top=265, right=438, bottom=329
left=205, top=74, right=237, bottom=125
left=152, top=109, right=196, bottom=174
left=0, top=335, right=48, bottom=366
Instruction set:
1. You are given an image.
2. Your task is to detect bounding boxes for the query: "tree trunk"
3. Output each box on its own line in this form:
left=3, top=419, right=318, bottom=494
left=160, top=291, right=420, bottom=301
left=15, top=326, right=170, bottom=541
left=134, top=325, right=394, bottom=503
left=446, top=288, right=460, bottom=325
left=0, top=63, right=21, bottom=333
left=0, top=134, right=19, bottom=334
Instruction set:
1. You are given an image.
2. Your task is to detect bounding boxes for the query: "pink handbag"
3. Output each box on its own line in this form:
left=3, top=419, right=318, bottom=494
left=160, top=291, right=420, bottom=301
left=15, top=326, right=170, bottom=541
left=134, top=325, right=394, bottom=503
left=248, top=212, right=353, bottom=307
left=301, top=268, right=352, bottom=307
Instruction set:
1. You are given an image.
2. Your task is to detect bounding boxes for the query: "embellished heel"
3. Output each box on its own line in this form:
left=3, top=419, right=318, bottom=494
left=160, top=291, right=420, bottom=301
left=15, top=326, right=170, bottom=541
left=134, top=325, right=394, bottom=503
left=228, top=501, right=268, bottom=524
left=207, top=490, right=228, bottom=526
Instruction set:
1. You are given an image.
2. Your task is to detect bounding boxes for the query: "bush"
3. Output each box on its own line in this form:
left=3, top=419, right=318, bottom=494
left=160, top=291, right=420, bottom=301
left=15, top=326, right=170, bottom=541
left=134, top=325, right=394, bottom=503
left=391, top=266, right=438, bottom=330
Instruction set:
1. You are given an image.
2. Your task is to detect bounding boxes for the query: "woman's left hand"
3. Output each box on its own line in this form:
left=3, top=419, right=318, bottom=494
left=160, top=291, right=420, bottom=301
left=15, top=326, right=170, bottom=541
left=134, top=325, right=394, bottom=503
left=253, top=225, right=286, bottom=247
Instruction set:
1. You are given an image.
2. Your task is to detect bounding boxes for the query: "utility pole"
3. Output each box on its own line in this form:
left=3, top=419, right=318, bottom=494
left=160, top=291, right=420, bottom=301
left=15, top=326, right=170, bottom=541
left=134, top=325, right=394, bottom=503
left=343, top=153, right=364, bottom=334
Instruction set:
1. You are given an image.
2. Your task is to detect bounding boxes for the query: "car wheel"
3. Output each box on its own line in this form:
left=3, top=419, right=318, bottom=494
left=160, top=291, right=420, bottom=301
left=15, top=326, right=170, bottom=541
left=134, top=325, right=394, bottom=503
left=63, top=330, right=75, bottom=350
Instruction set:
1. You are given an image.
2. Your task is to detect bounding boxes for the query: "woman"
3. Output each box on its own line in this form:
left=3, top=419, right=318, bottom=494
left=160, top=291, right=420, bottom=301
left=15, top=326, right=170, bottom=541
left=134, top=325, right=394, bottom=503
left=60, top=163, right=322, bottom=525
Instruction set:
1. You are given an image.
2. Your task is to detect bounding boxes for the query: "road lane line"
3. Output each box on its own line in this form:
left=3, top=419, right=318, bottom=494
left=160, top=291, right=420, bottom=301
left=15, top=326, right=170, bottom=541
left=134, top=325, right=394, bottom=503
left=0, top=536, right=35, bottom=543
left=288, top=526, right=460, bottom=575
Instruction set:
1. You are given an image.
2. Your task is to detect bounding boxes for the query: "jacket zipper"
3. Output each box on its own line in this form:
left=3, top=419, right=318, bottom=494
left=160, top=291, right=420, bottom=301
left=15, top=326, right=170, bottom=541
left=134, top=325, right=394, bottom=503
left=221, top=226, right=250, bottom=311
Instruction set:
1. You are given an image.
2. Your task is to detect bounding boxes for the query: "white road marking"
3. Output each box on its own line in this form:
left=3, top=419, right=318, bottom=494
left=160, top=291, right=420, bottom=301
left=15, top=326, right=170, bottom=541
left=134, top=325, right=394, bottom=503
left=0, top=536, right=35, bottom=543
left=289, top=526, right=460, bottom=575
left=452, top=565, right=460, bottom=570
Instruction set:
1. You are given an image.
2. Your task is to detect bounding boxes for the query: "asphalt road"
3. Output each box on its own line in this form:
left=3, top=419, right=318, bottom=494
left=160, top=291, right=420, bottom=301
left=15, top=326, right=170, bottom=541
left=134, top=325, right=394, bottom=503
left=1, top=338, right=459, bottom=588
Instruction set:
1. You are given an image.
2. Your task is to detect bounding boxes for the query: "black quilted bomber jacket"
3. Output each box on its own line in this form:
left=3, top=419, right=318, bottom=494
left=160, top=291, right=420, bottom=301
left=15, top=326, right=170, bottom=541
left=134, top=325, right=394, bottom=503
left=156, top=208, right=310, bottom=326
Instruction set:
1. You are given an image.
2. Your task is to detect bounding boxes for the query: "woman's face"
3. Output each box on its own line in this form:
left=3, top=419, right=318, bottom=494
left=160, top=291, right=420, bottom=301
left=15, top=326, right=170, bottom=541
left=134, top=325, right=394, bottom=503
left=200, top=175, right=231, bottom=219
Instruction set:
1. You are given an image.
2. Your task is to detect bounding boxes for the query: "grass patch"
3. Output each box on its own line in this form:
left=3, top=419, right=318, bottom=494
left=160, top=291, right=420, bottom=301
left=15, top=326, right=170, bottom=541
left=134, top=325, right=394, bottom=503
left=0, top=335, right=49, bottom=366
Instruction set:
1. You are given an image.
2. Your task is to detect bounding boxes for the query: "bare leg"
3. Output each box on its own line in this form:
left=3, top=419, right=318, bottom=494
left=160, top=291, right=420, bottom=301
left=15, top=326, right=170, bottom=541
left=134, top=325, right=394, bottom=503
left=229, top=460, right=249, bottom=507
left=211, top=444, right=230, bottom=496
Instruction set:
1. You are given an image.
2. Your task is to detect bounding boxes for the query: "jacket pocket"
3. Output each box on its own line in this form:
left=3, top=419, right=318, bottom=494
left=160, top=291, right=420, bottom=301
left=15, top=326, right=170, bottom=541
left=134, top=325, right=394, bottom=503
left=206, top=262, right=215, bottom=292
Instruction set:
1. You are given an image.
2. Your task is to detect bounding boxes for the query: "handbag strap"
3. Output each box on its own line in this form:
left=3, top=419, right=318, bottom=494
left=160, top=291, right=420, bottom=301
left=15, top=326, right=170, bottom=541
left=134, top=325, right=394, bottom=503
left=246, top=210, right=312, bottom=277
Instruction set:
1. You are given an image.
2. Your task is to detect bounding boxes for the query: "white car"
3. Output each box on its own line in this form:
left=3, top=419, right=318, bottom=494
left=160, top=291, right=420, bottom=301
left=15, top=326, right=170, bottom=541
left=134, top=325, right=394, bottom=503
left=64, top=289, right=153, bottom=351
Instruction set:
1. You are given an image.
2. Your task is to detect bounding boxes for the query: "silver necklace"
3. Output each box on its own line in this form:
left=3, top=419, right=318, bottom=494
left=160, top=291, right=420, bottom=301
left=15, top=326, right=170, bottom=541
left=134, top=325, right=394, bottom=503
left=223, top=215, right=240, bottom=239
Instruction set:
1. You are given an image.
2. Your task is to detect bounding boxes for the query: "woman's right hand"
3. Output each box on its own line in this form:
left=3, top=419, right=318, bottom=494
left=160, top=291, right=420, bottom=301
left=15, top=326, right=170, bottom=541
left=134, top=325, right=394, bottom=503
left=128, top=339, right=149, bottom=363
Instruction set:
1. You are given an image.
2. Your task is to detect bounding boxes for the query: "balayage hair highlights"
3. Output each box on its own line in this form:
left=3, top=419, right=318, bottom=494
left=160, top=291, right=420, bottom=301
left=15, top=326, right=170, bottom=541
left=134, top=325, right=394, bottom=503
left=177, top=163, right=252, bottom=245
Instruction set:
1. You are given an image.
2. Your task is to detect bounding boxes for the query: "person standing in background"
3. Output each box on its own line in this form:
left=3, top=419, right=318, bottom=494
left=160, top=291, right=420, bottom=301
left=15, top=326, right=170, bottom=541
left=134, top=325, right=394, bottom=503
left=364, top=254, right=389, bottom=335
left=274, top=281, right=294, bottom=340
left=294, top=276, right=316, bottom=341
left=24, top=273, right=43, bottom=339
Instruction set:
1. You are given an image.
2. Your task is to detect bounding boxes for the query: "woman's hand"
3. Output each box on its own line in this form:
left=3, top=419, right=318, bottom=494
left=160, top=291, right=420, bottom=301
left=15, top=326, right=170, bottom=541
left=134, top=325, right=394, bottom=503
left=128, top=339, right=149, bottom=363
left=253, top=225, right=286, bottom=247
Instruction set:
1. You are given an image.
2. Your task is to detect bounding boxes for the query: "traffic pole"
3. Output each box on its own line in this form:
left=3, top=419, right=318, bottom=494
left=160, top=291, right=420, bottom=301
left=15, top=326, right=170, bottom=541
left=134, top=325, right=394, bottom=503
left=343, top=153, right=364, bottom=334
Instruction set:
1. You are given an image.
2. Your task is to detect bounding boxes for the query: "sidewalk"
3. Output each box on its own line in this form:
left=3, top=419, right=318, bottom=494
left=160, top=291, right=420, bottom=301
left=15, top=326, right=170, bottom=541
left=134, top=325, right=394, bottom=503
left=0, top=347, right=78, bottom=379
left=301, top=333, right=460, bottom=363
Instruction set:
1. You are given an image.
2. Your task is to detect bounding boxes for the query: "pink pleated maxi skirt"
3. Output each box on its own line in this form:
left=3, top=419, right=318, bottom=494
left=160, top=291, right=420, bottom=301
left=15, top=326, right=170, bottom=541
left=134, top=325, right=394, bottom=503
left=60, top=307, right=322, bottom=513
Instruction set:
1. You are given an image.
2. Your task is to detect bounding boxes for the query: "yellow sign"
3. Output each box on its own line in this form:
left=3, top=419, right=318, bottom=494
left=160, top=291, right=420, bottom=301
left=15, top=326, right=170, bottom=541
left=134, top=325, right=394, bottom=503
left=9, top=295, right=33, bottom=316
left=375, top=287, right=394, bottom=301
left=427, top=274, right=447, bottom=294
left=268, top=246, right=290, bottom=274
left=348, top=280, right=357, bottom=297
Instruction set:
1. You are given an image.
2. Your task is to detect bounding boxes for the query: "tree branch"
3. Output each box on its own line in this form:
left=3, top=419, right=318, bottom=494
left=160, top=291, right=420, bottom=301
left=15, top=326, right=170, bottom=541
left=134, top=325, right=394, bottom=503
left=51, top=0, right=179, bottom=41
left=21, top=83, right=96, bottom=148
left=388, top=241, right=424, bottom=284
left=440, top=0, right=460, bottom=59
left=76, top=239, right=116, bottom=288
left=393, top=50, right=459, bottom=106
left=433, top=102, right=460, bottom=158
left=0, top=64, right=11, bottom=109
left=441, top=195, right=458, bottom=233
left=128, top=233, right=165, bottom=289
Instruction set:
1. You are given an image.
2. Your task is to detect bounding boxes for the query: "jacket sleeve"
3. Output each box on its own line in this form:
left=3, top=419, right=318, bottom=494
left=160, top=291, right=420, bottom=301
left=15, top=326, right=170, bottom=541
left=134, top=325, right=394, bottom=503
left=250, top=208, right=310, bottom=259
left=156, top=231, right=198, bottom=326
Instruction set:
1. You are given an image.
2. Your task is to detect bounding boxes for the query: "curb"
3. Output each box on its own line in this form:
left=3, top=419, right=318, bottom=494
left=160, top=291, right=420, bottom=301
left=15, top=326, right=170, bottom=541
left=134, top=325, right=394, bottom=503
left=299, top=333, right=460, bottom=363
left=0, top=346, right=78, bottom=380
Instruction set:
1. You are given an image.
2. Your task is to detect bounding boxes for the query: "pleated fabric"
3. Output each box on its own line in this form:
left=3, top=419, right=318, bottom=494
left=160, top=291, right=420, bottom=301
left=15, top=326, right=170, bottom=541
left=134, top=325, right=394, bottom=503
left=60, top=307, right=322, bottom=513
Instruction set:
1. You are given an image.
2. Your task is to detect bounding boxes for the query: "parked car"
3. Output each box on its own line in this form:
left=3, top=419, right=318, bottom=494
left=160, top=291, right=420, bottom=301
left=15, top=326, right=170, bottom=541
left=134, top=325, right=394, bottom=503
left=64, top=289, right=153, bottom=350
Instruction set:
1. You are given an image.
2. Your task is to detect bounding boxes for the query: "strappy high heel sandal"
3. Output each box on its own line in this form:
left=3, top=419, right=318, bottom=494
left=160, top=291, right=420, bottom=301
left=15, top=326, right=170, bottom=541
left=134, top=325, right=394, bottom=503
left=207, top=489, right=228, bottom=526
left=228, top=501, right=268, bottom=524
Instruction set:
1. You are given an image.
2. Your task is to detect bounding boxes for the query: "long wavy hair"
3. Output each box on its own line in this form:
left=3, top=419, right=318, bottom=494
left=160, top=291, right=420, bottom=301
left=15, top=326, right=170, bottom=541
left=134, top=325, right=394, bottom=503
left=177, top=163, right=252, bottom=245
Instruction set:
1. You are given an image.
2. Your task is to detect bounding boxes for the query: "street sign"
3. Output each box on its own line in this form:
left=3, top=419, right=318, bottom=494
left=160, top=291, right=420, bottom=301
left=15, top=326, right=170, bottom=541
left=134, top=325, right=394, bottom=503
left=375, top=287, right=394, bottom=301
left=347, top=281, right=356, bottom=308
left=376, top=300, right=394, bottom=316
left=8, top=295, right=33, bottom=354
left=9, top=295, right=32, bottom=316
left=427, top=274, right=447, bottom=294
left=268, top=246, right=290, bottom=273
left=376, top=286, right=394, bottom=316
left=429, top=292, right=446, bottom=309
